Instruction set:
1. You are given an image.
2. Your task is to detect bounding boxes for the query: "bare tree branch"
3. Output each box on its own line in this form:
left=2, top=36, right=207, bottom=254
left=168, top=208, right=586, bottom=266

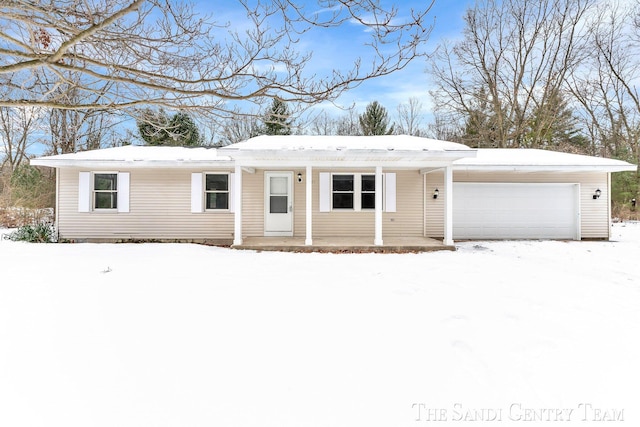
left=0, top=0, right=435, bottom=118
left=428, top=0, right=593, bottom=148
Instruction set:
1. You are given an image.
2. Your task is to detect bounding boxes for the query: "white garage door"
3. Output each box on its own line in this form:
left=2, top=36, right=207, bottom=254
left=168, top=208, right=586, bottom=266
left=453, top=183, right=580, bottom=240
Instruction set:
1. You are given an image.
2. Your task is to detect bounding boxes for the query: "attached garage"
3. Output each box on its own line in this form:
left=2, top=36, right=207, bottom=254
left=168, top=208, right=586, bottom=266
left=453, top=183, right=580, bottom=240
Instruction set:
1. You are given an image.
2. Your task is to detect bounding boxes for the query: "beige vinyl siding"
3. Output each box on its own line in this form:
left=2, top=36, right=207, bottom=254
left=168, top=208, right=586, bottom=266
left=311, top=169, right=373, bottom=235
left=58, top=168, right=235, bottom=241
left=381, top=169, right=424, bottom=237
left=241, top=170, right=264, bottom=237
left=424, top=171, right=444, bottom=238
left=238, top=169, right=425, bottom=238
left=293, top=170, right=307, bottom=236
left=302, top=169, right=424, bottom=237
left=424, top=170, right=610, bottom=239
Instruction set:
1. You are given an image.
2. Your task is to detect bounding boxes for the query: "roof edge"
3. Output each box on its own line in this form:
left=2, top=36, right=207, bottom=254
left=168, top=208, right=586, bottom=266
left=30, top=159, right=235, bottom=168
left=453, top=164, right=637, bottom=173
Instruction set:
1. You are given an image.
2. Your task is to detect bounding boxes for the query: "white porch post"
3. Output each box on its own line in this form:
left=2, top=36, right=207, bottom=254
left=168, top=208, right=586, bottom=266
left=374, top=166, right=383, bottom=246
left=233, top=164, right=243, bottom=245
left=305, top=165, right=313, bottom=245
left=443, top=165, right=453, bottom=246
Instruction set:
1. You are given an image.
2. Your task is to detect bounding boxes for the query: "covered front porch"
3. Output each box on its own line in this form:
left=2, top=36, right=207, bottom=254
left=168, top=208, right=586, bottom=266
left=220, top=135, right=478, bottom=249
left=232, top=235, right=454, bottom=253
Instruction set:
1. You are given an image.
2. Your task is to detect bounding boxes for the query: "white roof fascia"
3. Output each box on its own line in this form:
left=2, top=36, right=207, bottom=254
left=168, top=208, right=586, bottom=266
left=232, top=159, right=461, bottom=169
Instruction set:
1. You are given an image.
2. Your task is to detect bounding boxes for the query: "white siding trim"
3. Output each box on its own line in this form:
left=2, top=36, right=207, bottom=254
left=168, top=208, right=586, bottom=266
left=384, top=172, right=396, bottom=212
left=576, top=183, right=582, bottom=240
left=319, top=172, right=330, bottom=212
left=305, top=165, right=313, bottom=245
left=374, top=166, right=383, bottom=245
left=354, top=174, right=362, bottom=212
left=78, top=172, right=91, bottom=212
left=229, top=172, right=235, bottom=213
left=55, top=169, right=60, bottom=239
left=191, top=172, right=203, bottom=213
left=117, top=172, right=130, bottom=213
left=233, top=165, right=243, bottom=245
left=444, top=165, right=453, bottom=245
left=607, top=172, right=611, bottom=240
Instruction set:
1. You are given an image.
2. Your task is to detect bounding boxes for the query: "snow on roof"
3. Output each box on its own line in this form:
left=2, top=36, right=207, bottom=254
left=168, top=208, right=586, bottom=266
left=454, top=148, right=637, bottom=172
left=29, top=141, right=637, bottom=172
left=222, top=135, right=473, bottom=152
left=34, top=145, right=225, bottom=161
left=31, top=145, right=232, bottom=168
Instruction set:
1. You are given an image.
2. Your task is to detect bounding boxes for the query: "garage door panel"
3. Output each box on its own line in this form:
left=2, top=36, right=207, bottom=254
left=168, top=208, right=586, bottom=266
left=453, top=183, right=579, bottom=239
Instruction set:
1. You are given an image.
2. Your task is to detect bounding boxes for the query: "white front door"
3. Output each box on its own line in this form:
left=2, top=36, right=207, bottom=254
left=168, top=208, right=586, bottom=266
left=265, top=172, right=293, bottom=236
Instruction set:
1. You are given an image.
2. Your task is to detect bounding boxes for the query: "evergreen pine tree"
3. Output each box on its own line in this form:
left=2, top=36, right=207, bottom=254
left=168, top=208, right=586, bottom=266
left=137, top=109, right=201, bottom=146
left=359, top=101, right=394, bottom=135
left=263, top=98, right=292, bottom=135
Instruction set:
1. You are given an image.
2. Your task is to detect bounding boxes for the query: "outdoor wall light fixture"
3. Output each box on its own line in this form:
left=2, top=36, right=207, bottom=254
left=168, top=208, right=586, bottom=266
left=433, top=188, right=439, bottom=199
left=593, top=189, right=602, bottom=199
left=297, top=173, right=303, bottom=183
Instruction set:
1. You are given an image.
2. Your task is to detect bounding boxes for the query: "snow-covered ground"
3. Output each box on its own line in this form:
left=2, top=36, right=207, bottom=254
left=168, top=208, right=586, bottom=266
left=1, top=224, right=639, bottom=426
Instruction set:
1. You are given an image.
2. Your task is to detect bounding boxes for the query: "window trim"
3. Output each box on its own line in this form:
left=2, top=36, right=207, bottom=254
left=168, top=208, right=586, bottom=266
left=330, top=172, right=379, bottom=211
left=204, top=172, right=231, bottom=212
left=92, top=171, right=119, bottom=211
left=331, top=173, right=355, bottom=210
left=360, top=174, right=376, bottom=210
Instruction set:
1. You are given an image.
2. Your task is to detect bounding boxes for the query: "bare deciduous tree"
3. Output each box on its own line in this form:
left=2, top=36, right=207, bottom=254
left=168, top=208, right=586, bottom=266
left=566, top=1, right=640, bottom=202
left=307, top=110, right=338, bottom=136
left=0, top=105, right=43, bottom=171
left=333, top=108, right=361, bottom=136
left=396, top=97, right=425, bottom=136
left=0, top=0, right=435, bottom=119
left=426, top=112, right=464, bottom=142
left=304, top=106, right=359, bottom=136
left=216, top=112, right=263, bottom=146
left=429, top=0, right=593, bottom=148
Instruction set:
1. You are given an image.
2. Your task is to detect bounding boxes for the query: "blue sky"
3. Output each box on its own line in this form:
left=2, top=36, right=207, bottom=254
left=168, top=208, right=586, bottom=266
left=194, top=0, right=473, bottom=119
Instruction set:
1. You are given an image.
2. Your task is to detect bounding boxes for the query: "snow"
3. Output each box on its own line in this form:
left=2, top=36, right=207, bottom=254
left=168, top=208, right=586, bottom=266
left=31, top=139, right=636, bottom=174
left=454, top=148, right=637, bottom=172
left=223, top=134, right=473, bottom=152
left=1, top=224, right=639, bottom=426
left=30, top=145, right=231, bottom=168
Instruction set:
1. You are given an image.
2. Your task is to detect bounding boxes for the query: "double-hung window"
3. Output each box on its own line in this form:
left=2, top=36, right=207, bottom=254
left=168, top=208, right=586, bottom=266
left=93, top=173, right=118, bottom=210
left=361, top=175, right=376, bottom=209
left=332, top=174, right=355, bottom=209
left=320, top=172, right=395, bottom=213
left=205, top=174, right=229, bottom=210
left=78, top=171, right=129, bottom=213
left=190, top=172, right=233, bottom=213
left=331, top=173, right=376, bottom=210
